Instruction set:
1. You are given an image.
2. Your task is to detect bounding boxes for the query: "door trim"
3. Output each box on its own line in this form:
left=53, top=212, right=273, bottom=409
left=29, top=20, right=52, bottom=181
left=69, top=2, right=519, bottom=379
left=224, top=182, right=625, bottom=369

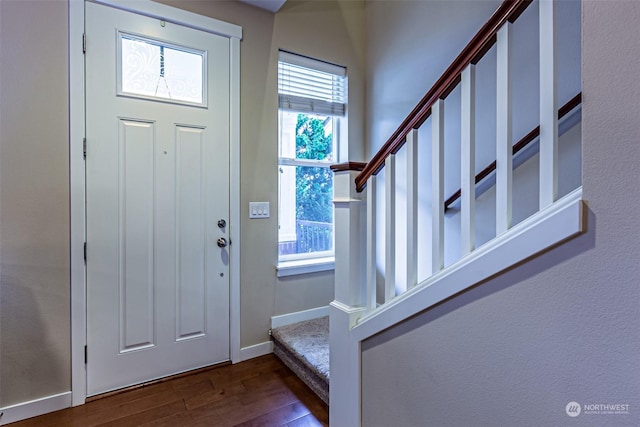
left=70, top=0, right=242, bottom=406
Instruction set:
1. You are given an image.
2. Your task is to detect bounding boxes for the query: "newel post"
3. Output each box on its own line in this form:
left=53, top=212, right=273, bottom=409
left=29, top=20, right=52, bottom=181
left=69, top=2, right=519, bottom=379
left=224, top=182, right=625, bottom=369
left=329, top=162, right=367, bottom=427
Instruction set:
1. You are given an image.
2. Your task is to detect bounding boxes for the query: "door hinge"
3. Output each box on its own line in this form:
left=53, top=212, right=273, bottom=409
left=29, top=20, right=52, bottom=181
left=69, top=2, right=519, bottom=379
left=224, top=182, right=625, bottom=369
left=83, top=138, right=87, bottom=159
left=84, top=345, right=88, bottom=364
left=84, top=242, right=87, bottom=264
left=82, top=33, right=86, bottom=54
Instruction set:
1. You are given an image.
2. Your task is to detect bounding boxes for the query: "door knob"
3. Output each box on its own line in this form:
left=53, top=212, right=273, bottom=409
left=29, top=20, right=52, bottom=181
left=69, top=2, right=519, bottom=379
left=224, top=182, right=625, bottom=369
left=217, top=237, right=228, bottom=248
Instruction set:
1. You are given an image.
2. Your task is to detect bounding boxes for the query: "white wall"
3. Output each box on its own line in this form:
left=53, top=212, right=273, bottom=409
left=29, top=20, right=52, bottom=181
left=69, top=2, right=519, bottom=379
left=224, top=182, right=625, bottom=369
left=361, top=1, right=640, bottom=425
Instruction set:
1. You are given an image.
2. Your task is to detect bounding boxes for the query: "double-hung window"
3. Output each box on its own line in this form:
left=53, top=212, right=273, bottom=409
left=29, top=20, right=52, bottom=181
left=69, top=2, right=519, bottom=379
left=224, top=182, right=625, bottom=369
left=277, top=51, right=347, bottom=275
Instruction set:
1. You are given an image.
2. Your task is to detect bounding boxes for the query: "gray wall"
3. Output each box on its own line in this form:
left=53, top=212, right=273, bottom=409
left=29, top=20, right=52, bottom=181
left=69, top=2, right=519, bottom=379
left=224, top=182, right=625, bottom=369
left=158, top=0, right=365, bottom=348
left=361, top=1, right=640, bottom=426
left=365, top=0, right=501, bottom=157
left=0, top=0, right=70, bottom=406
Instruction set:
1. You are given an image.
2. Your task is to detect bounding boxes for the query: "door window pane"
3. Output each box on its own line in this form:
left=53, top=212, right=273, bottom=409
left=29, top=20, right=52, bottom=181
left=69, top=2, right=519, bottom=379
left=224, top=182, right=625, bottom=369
left=119, top=34, right=205, bottom=105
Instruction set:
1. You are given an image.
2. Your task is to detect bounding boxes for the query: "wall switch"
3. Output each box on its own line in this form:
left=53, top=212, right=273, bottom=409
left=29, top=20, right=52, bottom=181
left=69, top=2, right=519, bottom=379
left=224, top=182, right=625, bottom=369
left=249, top=202, right=270, bottom=219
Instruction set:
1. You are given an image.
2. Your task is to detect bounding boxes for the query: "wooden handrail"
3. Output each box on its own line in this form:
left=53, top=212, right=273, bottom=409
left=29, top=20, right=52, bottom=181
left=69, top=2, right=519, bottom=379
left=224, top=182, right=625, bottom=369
left=355, top=0, right=532, bottom=192
left=444, top=92, right=582, bottom=209
left=330, top=162, right=367, bottom=173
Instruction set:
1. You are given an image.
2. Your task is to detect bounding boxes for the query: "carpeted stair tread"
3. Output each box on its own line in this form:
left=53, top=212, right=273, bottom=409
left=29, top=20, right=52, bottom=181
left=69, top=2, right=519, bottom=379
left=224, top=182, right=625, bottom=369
left=271, top=316, right=329, bottom=404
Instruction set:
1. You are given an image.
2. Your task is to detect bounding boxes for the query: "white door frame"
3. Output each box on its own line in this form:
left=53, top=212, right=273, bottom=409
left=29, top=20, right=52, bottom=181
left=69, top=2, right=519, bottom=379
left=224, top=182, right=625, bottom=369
left=69, top=0, right=242, bottom=406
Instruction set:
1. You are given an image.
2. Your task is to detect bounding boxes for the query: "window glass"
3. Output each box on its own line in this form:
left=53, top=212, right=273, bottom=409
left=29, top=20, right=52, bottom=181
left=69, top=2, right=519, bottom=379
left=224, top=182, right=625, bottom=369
left=278, top=112, right=336, bottom=258
left=119, top=34, right=205, bottom=105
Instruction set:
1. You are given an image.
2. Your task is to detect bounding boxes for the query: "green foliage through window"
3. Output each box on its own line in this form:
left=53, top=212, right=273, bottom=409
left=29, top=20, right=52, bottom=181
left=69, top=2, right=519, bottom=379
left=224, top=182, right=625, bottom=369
left=295, top=114, right=333, bottom=224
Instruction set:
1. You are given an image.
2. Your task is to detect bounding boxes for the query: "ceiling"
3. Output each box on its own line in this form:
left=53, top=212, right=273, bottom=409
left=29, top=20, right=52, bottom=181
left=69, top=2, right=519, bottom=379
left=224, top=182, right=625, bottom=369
left=238, top=0, right=287, bottom=13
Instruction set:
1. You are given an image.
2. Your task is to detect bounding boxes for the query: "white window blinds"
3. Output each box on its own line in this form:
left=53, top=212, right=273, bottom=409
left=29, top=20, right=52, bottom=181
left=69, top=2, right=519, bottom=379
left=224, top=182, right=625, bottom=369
left=278, top=51, right=346, bottom=116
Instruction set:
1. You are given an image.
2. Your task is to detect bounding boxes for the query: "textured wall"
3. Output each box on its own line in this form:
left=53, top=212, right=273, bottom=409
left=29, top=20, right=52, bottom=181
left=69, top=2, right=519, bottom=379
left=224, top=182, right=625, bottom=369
left=158, top=0, right=365, bottom=348
left=361, top=1, right=640, bottom=426
left=364, top=0, right=502, bottom=158
left=0, top=0, right=70, bottom=407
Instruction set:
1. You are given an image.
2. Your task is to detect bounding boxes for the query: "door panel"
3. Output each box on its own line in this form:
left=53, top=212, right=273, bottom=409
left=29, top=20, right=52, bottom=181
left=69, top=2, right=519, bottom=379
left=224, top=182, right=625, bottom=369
left=119, top=119, right=156, bottom=353
left=176, top=125, right=206, bottom=340
left=86, top=2, right=230, bottom=396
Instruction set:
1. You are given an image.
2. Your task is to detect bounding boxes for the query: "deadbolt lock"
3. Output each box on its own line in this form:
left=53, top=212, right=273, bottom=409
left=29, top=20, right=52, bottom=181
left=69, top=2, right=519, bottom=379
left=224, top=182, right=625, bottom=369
left=217, top=219, right=226, bottom=228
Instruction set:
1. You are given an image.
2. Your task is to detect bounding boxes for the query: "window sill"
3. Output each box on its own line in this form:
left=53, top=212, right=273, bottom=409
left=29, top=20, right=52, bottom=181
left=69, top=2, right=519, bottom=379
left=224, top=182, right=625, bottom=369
left=276, top=257, right=335, bottom=277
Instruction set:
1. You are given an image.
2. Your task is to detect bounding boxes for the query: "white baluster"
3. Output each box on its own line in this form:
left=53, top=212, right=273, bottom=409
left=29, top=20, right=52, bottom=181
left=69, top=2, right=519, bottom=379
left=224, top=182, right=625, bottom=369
left=539, top=0, right=558, bottom=209
left=432, top=99, right=444, bottom=274
left=406, top=129, right=418, bottom=288
left=385, top=155, right=396, bottom=302
left=461, top=64, right=476, bottom=255
left=366, top=175, right=377, bottom=311
left=496, top=23, right=513, bottom=235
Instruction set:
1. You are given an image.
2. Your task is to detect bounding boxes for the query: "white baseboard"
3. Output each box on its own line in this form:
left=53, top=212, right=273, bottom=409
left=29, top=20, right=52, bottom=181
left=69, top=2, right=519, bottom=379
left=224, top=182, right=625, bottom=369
left=271, top=306, right=329, bottom=329
left=0, top=391, right=71, bottom=425
left=238, top=341, right=274, bottom=362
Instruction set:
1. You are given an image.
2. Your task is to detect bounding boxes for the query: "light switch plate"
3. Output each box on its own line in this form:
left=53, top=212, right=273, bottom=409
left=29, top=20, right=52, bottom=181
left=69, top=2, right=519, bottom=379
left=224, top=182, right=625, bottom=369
left=249, top=202, right=270, bottom=219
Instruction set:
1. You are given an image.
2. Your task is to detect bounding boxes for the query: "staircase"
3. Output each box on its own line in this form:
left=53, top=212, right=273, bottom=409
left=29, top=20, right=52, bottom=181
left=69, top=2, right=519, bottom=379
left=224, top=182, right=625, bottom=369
left=270, top=2, right=585, bottom=425
left=271, top=317, right=330, bottom=405
left=328, top=1, right=584, bottom=426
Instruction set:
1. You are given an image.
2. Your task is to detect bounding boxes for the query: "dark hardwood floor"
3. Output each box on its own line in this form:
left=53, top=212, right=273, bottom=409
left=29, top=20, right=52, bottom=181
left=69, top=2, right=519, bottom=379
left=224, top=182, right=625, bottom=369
left=10, top=355, right=328, bottom=427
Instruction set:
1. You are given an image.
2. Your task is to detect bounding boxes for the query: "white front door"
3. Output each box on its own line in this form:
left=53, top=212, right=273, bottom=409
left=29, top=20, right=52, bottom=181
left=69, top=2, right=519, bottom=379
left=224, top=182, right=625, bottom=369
left=85, top=2, right=231, bottom=396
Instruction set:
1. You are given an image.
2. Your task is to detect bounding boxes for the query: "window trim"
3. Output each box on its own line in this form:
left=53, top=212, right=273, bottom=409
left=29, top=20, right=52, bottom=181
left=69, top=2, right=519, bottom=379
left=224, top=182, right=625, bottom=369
left=276, top=51, right=346, bottom=273
left=276, top=256, right=335, bottom=277
left=279, top=249, right=334, bottom=263
left=278, top=157, right=333, bottom=168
